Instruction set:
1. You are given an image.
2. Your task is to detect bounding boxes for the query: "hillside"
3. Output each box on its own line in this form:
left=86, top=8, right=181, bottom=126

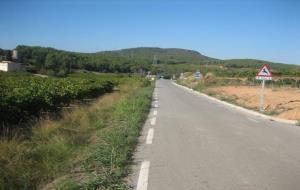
left=1, top=45, right=300, bottom=77
left=98, top=47, right=216, bottom=64
left=223, top=59, right=300, bottom=70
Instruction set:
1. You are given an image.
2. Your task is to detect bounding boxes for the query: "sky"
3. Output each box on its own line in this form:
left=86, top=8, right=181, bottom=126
left=0, top=0, right=300, bottom=64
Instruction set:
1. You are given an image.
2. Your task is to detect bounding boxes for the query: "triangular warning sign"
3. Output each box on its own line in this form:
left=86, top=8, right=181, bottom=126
left=256, top=64, right=272, bottom=77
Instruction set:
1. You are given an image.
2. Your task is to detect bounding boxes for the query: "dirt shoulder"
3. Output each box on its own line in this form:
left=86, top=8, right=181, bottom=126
left=207, top=86, right=300, bottom=120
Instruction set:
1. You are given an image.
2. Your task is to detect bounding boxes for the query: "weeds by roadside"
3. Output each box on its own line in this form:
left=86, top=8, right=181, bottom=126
left=264, top=109, right=280, bottom=116
left=0, top=78, right=154, bottom=190
left=67, top=83, right=153, bottom=189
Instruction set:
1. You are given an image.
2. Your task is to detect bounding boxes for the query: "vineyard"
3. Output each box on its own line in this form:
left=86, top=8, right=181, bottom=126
left=0, top=72, right=119, bottom=126
left=0, top=72, right=153, bottom=189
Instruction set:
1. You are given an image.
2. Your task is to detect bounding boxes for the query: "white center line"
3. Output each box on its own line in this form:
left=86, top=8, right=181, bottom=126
left=136, top=161, right=150, bottom=190
left=150, top=117, right=156, bottom=125
left=146, top=128, right=154, bottom=144
left=247, top=117, right=259, bottom=123
left=153, top=110, right=157, bottom=116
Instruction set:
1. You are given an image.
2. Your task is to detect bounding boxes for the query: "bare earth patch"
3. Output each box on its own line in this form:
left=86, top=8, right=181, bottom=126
left=208, top=86, right=300, bottom=120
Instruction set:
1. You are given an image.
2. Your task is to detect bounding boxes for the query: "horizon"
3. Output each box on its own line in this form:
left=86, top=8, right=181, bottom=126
left=4, top=45, right=300, bottom=65
left=1, top=0, right=299, bottom=65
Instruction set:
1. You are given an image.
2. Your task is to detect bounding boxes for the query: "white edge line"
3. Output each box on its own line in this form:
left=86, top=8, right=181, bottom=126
left=153, top=110, right=157, bottom=116
left=247, top=117, right=259, bottom=123
left=150, top=117, right=156, bottom=125
left=228, top=109, right=235, bottom=113
left=154, top=104, right=158, bottom=108
left=173, top=82, right=297, bottom=125
left=146, top=128, right=154, bottom=144
left=136, top=161, right=150, bottom=190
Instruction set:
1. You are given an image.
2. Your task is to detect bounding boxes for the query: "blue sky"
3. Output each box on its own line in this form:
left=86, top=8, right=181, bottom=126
left=0, top=0, right=300, bottom=64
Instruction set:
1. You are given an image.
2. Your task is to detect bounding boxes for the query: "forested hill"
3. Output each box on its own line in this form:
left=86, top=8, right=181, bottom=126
left=0, top=46, right=216, bottom=76
left=98, top=47, right=216, bottom=64
left=0, top=45, right=299, bottom=77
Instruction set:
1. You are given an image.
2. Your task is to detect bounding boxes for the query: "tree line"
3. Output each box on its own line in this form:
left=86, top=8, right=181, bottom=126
left=1, top=45, right=299, bottom=77
left=0, top=49, right=12, bottom=61
left=2, top=46, right=151, bottom=76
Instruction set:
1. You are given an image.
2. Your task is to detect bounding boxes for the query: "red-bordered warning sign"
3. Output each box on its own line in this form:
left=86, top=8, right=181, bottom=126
left=256, top=64, right=272, bottom=80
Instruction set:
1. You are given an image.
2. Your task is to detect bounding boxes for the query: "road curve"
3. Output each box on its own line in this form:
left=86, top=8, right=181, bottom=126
left=129, top=80, right=300, bottom=190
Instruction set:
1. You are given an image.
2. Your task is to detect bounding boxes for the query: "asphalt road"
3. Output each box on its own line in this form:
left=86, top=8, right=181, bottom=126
left=129, top=79, right=300, bottom=190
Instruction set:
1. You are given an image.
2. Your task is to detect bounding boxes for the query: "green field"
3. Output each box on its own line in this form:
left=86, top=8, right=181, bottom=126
left=0, top=72, right=120, bottom=127
left=0, top=73, right=153, bottom=189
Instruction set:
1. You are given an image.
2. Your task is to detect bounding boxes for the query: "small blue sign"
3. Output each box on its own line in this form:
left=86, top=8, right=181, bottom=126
left=195, top=71, right=201, bottom=80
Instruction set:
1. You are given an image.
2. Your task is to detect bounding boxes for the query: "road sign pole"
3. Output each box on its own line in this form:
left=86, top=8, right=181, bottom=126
left=256, top=64, right=272, bottom=112
left=260, top=79, right=265, bottom=112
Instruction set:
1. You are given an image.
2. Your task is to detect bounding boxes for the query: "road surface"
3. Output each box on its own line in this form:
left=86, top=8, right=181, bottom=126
left=129, top=80, right=300, bottom=190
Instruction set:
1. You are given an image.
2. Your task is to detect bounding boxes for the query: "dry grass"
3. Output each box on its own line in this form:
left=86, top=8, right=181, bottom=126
left=0, top=78, right=153, bottom=190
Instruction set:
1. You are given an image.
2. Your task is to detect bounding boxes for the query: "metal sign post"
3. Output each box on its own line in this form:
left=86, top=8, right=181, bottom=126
left=260, top=79, right=265, bottom=112
left=256, top=64, right=272, bottom=112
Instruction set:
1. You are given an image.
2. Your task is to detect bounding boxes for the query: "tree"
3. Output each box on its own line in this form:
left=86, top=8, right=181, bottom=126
left=45, top=53, right=59, bottom=74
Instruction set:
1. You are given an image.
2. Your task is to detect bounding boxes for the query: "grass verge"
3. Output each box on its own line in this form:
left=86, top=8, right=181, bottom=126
left=0, top=78, right=154, bottom=190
